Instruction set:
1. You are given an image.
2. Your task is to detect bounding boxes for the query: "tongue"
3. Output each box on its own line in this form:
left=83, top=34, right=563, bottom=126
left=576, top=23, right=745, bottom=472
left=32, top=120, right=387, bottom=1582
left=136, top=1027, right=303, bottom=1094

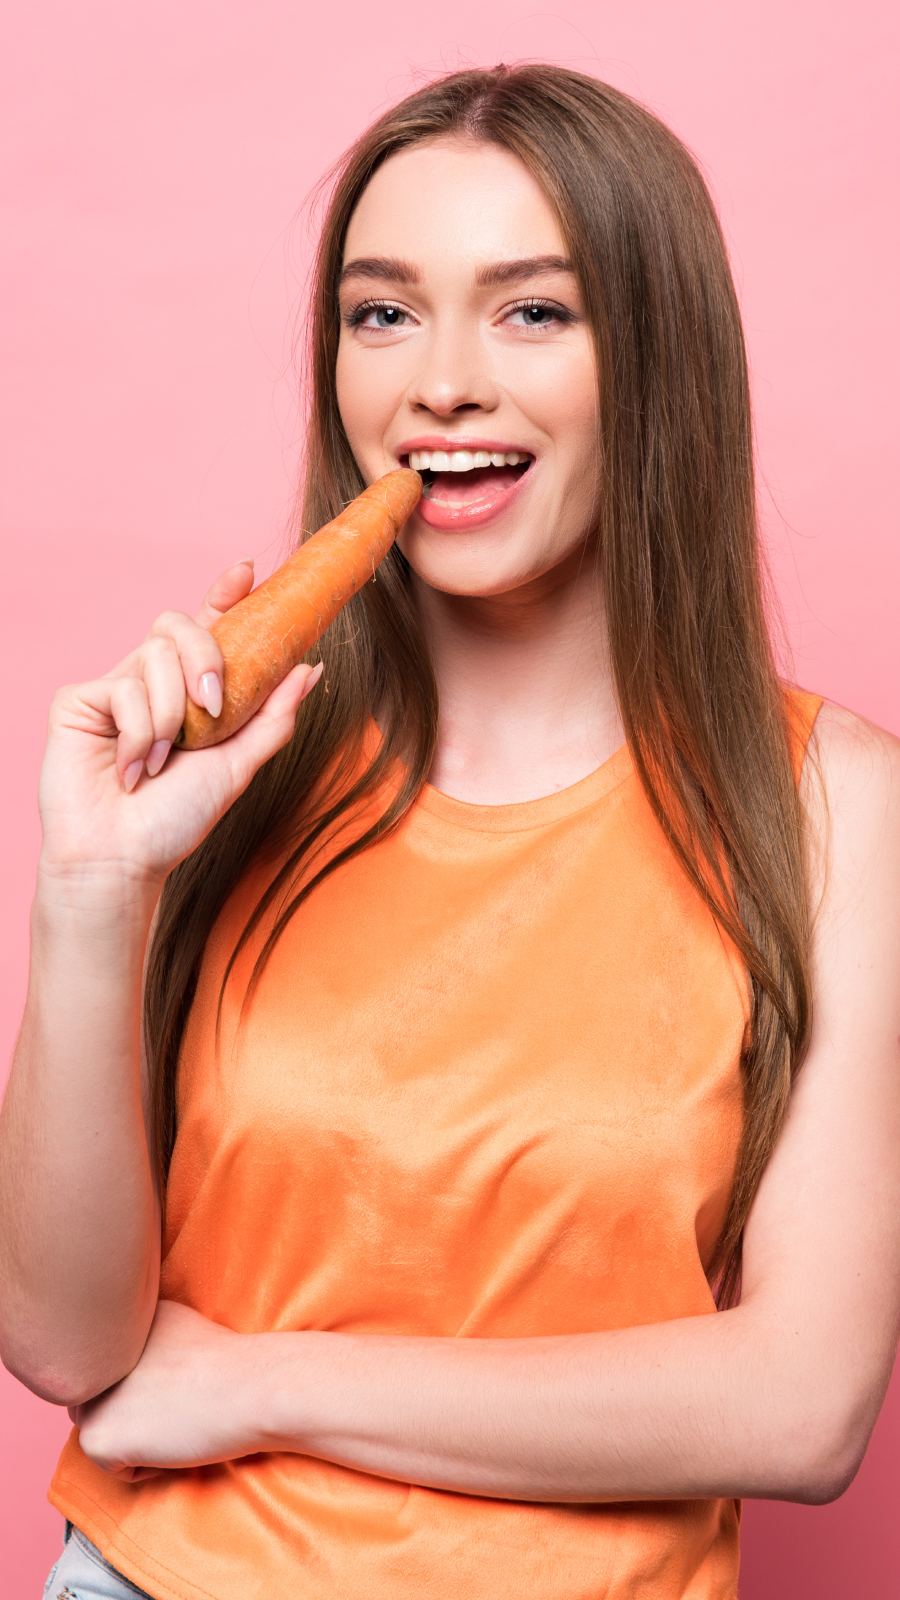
left=427, top=464, right=524, bottom=504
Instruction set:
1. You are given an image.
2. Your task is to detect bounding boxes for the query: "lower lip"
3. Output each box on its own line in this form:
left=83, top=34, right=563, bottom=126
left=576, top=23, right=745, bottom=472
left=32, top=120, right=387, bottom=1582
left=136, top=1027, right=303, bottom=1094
left=410, top=458, right=538, bottom=531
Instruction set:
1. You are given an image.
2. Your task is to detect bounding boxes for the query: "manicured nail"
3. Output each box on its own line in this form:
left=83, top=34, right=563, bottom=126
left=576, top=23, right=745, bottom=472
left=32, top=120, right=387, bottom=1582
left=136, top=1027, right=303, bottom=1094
left=123, top=760, right=143, bottom=792
left=304, top=662, right=325, bottom=693
left=199, top=671, right=223, bottom=716
left=146, top=738, right=171, bottom=777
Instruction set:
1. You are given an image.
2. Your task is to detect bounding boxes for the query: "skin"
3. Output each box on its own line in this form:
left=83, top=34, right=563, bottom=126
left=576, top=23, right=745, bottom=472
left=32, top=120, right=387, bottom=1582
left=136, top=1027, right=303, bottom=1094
left=335, top=135, right=626, bottom=804
left=64, top=150, right=900, bottom=1510
left=67, top=707, right=900, bottom=1504
left=66, top=1300, right=265, bottom=1482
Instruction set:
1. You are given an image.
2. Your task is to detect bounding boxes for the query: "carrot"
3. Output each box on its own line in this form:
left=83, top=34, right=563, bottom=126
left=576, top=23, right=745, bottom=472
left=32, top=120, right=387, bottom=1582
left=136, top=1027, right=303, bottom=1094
left=175, top=467, right=422, bottom=750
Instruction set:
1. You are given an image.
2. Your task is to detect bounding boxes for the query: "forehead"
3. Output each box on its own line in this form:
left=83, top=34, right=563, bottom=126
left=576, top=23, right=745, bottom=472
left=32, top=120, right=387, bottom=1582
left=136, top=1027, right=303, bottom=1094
left=341, top=139, right=569, bottom=272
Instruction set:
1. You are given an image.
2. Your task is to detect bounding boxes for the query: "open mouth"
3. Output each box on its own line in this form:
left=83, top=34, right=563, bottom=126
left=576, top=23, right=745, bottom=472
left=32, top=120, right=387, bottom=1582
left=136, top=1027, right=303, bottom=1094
left=399, top=452, right=534, bottom=500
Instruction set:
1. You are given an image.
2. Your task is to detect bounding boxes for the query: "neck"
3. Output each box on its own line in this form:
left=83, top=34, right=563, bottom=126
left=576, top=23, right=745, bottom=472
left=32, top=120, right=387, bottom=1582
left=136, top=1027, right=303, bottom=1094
left=405, top=558, right=624, bottom=801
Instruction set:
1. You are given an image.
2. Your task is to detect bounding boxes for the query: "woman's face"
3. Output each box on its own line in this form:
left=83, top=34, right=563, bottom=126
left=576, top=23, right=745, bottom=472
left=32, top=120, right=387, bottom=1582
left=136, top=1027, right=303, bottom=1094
left=335, top=137, right=600, bottom=600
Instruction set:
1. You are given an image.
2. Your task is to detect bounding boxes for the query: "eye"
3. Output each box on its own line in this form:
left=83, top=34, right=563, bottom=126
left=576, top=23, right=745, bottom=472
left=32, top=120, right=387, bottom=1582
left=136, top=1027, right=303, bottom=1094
left=504, top=297, right=575, bottom=333
left=341, top=298, right=411, bottom=332
left=340, top=295, right=577, bottom=335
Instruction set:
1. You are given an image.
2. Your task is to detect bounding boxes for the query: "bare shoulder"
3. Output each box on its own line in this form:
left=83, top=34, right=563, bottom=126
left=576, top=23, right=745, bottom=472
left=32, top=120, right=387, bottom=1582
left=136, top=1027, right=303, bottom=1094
left=806, top=693, right=899, bottom=771
left=800, top=695, right=900, bottom=885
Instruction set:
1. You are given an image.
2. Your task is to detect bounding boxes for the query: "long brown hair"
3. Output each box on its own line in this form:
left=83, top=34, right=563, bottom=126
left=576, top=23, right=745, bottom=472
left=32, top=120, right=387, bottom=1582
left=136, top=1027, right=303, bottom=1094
left=144, top=62, right=827, bottom=1313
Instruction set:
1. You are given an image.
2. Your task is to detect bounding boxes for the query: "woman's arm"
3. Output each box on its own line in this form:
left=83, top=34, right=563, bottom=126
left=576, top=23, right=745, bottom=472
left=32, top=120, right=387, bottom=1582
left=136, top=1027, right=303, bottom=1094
left=253, top=1302, right=838, bottom=1505
left=250, top=705, right=899, bottom=1510
left=0, top=869, right=163, bottom=1406
left=68, top=704, right=899, bottom=1506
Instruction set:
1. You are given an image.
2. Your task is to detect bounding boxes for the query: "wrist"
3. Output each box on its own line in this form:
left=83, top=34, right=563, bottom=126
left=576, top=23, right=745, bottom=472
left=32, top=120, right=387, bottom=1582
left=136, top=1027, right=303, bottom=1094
left=34, top=857, right=163, bottom=923
left=247, top=1330, right=323, bottom=1454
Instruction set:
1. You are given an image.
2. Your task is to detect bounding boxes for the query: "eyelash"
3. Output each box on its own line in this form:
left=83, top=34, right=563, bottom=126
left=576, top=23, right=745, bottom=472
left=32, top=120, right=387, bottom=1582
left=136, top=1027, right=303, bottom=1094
left=341, top=295, right=575, bottom=335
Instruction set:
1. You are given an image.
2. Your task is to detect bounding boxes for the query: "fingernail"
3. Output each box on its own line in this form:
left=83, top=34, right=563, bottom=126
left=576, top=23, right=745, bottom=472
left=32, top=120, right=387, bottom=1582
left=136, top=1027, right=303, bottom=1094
left=304, top=662, right=325, bottom=693
left=146, top=738, right=171, bottom=777
left=123, top=760, right=143, bottom=792
left=199, top=671, right=223, bottom=716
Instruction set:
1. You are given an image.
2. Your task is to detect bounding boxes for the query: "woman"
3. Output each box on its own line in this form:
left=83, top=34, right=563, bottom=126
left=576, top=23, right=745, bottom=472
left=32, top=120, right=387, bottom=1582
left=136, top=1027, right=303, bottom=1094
left=9, top=61, right=898, bottom=1600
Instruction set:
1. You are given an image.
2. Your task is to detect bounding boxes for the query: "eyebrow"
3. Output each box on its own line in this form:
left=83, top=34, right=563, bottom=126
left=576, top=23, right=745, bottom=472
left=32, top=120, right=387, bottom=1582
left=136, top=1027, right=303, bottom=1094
left=337, top=253, right=576, bottom=289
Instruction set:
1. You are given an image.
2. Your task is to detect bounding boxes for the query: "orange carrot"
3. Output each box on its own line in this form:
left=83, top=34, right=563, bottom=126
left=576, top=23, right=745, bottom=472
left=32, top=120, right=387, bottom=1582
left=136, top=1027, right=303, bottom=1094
left=175, top=467, right=422, bottom=750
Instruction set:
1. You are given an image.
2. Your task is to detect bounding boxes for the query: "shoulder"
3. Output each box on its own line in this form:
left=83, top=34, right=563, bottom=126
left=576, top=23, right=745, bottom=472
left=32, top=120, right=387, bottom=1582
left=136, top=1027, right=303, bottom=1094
left=805, top=692, right=900, bottom=770
left=801, top=691, right=900, bottom=797
left=798, top=692, right=900, bottom=915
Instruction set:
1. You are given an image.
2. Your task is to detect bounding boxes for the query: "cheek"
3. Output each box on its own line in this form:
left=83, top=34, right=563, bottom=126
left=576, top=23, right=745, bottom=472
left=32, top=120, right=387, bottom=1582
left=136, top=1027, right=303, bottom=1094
left=549, top=355, right=597, bottom=429
left=505, top=345, right=598, bottom=431
left=334, top=341, right=356, bottom=432
left=335, top=341, right=402, bottom=446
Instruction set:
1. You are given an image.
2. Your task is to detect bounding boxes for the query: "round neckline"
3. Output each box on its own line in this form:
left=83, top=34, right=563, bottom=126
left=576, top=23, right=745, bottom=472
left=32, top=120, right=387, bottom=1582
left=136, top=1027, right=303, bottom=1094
left=365, top=716, right=633, bottom=833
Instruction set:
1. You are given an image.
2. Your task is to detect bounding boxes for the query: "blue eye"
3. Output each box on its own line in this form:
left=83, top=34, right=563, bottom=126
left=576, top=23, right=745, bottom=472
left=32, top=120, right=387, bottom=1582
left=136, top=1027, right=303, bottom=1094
left=341, top=296, right=575, bottom=334
left=342, top=299, right=409, bottom=330
left=505, top=298, right=574, bottom=331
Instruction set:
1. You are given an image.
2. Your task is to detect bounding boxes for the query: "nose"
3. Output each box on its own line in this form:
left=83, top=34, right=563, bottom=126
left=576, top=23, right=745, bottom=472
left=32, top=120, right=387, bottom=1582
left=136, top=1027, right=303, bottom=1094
left=405, top=317, right=499, bottom=418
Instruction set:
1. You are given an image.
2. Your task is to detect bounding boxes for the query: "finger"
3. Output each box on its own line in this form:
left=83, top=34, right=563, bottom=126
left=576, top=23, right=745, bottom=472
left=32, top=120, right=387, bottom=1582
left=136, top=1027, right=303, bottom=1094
left=140, top=634, right=187, bottom=776
left=57, top=676, right=154, bottom=774
left=191, top=559, right=255, bottom=632
left=145, top=612, right=226, bottom=718
left=108, top=676, right=155, bottom=786
left=207, top=662, right=323, bottom=794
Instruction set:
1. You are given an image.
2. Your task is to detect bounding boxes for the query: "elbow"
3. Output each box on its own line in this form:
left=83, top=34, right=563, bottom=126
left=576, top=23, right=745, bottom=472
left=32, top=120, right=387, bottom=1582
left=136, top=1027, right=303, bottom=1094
left=784, top=1399, right=863, bottom=1506
left=791, top=1453, right=859, bottom=1507
left=0, top=1274, right=159, bottom=1408
left=2, top=1351, right=87, bottom=1408
left=2, top=1339, right=146, bottom=1408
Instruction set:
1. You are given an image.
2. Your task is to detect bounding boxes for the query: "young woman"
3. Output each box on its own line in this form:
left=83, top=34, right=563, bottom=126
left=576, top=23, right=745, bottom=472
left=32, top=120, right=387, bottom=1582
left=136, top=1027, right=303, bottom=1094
left=6, top=61, right=898, bottom=1600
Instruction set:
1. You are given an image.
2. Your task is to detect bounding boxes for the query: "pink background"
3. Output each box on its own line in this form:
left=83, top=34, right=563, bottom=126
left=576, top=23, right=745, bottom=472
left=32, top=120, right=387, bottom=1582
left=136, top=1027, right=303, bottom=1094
left=2, top=2, right=897, bottom=1592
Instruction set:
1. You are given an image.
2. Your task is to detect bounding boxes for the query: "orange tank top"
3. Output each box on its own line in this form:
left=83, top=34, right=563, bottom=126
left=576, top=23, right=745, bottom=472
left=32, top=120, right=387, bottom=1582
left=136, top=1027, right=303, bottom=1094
left=47, top=682, right=825, bottom=1600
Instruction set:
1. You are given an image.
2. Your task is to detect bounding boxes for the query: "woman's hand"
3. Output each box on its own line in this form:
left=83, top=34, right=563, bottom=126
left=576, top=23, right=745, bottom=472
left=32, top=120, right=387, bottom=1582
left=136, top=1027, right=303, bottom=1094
left=38, top=561, right=323, bottom=891
left=67, top=1299, right=271, bottom=1482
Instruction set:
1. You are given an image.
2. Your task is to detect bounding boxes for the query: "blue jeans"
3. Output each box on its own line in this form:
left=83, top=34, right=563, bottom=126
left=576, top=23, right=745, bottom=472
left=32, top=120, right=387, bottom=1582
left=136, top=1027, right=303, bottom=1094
left=42, top=1518, right=156, bottom=1598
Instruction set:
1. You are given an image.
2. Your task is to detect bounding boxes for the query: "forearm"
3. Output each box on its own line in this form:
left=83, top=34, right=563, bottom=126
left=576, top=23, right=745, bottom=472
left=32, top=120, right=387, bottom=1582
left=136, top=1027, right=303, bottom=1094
left=0, top=867, right=162, bottom=1404
left=255, top=1305, right=828, bottom=1505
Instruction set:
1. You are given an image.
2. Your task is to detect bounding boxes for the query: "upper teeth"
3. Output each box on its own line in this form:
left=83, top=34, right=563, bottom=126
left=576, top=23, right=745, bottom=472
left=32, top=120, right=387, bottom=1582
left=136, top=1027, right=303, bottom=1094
left=407, top=449, right=531, bottom=472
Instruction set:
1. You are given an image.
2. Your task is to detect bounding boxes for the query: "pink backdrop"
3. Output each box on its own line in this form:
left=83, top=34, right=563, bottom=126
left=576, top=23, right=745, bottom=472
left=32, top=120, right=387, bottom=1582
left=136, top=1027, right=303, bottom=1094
left=2, top=2, right=897, bottom=1592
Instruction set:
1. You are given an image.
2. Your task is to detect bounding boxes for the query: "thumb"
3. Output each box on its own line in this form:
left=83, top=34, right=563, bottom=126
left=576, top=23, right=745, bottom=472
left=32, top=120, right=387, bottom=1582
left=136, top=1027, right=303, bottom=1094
left=215, top=661, right=325, bottom=781
left=192, top=560, right=256, bottom=632
left=264, top=660, right=324, bottom=719
left=232, top=662, right=323, bottom=755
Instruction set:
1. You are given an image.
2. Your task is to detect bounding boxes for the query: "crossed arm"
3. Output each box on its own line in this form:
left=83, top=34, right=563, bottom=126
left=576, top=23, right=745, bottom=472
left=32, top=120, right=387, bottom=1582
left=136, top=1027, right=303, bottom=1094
left=65, top=703, right=900, bottom=1507
left=252, top=1302, right=843, bottom=1506
left=243, top=704, right=900, bottom=1511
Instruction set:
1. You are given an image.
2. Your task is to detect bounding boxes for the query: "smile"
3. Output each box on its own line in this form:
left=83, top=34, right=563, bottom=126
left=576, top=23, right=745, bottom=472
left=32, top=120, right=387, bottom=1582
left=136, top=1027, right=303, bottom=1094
left=398, top=450, right=538, bottom=532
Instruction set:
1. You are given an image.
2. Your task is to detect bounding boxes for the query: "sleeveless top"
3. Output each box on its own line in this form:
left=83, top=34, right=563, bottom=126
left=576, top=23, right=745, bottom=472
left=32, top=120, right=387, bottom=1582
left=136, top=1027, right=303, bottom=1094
left=46, top=682, right=825, bottom=1600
